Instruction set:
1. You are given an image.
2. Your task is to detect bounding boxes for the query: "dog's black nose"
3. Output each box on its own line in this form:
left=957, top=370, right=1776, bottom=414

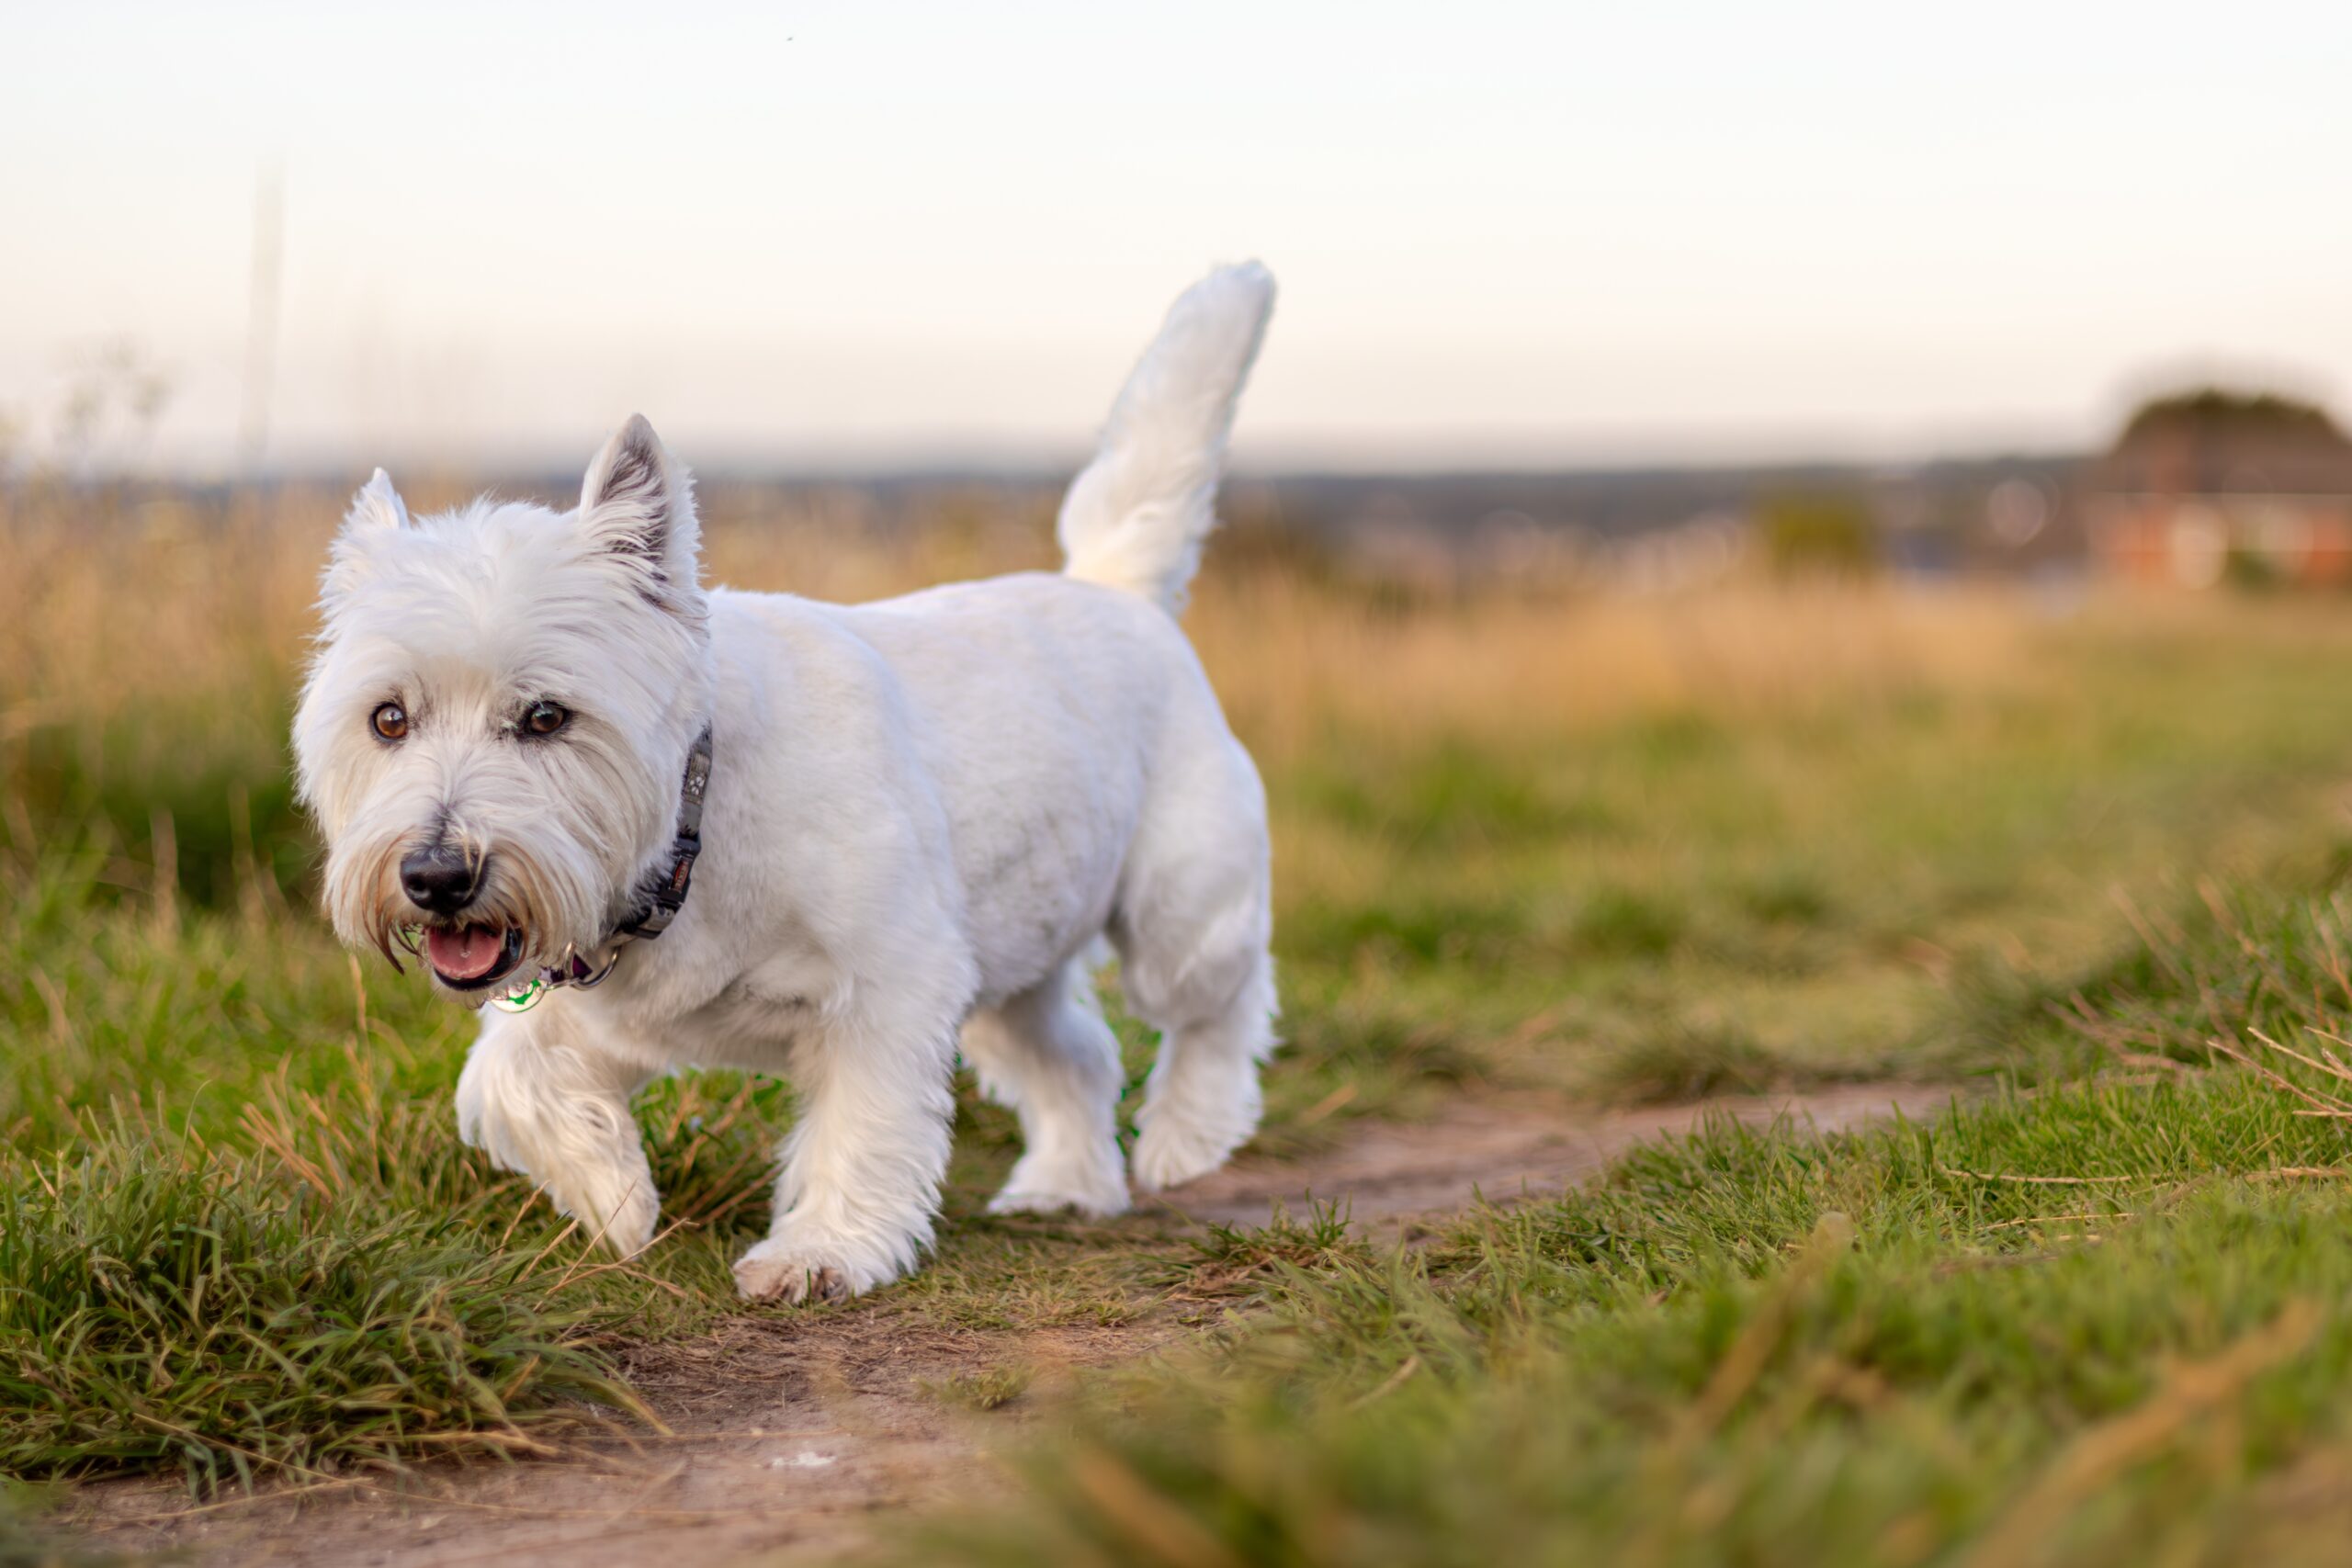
left=400, top=843, right=482, bottom=916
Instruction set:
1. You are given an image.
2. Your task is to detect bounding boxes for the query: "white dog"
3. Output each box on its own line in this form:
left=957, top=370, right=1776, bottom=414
left=292, top=264, right=1280, bottom=1302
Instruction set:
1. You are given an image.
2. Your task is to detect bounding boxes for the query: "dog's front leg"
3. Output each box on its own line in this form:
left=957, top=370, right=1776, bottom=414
left=733, top=995, right=959, bottom=1303
left=456, top=1009, right=661, bottom=1257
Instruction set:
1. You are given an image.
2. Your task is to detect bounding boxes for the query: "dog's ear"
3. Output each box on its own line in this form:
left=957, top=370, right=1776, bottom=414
left=346, top=468, right=412, bottom=532
left=318, top=468, right=413, bottom=605
left=579, top=414, right=701, bottom=609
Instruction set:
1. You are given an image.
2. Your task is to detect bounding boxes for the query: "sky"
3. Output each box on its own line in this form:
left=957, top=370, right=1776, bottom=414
left=4, top=1, right=2349, bottom=475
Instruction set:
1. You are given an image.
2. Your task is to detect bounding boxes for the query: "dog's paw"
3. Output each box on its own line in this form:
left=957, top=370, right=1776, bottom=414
left=1131, top=1112, right=1250, bottom=1193
left=732, top=1229, right=901, bottom=1304
left=987, top=1149, right=1129, bottom=1219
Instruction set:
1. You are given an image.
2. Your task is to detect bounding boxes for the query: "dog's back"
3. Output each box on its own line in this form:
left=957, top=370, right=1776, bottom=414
left=710, top=261, right=1278, bottom=1017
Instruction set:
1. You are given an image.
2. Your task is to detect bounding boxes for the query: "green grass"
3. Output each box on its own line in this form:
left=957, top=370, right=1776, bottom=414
left=894, top=873, right=2352, bottom=1566
left=920, top=1366, right=1034, bottom=1413
left=0, top=1139, right=639, bottom=1492
left=1265, top=606, right=2352, bottom=1103
left=931, top=1191, right=2352, bottom=1567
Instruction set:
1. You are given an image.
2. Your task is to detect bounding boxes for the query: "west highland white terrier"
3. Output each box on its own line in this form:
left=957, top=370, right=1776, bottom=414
left=292, top=264, right=1280, bottom=1301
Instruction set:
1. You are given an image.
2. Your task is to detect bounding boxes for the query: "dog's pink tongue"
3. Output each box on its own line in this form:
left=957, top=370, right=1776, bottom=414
left=425, top=926, right=506, bottom=981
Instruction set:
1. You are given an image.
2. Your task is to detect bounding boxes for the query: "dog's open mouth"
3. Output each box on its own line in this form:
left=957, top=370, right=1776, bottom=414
left=424, top=925, right=526, bottom=990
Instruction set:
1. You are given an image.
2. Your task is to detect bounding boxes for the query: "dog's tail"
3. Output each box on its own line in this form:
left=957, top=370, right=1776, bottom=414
left=1057, top=261, right=1275, bottom=613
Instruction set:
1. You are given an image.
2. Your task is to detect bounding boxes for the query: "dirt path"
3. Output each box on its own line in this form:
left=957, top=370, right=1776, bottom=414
left=1171, top=1080, right=1959, bottom=1229
left=78, top=1082, right=1958, bottom=1568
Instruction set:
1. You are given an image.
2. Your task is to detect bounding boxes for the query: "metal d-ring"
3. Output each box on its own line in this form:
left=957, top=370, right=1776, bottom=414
left=571, top=944, right=624, bottom=988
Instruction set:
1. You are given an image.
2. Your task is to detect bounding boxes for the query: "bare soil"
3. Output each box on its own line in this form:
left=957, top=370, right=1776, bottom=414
left=1170, top=1081, right=1960, bottom=1230
left=75, top=1083, right=1958, bottom=1568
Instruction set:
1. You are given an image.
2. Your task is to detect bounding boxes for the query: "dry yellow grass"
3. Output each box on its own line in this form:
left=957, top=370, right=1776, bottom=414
left=1190, top=575, right=2041, bottom=766
left=0, top=478, right=2061, bottom=771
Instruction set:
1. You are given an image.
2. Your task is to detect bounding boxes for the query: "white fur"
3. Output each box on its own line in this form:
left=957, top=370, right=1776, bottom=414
left=293, top=264, right=1280, bottom=1302
left=1060, top=261, right=1274, bottom=612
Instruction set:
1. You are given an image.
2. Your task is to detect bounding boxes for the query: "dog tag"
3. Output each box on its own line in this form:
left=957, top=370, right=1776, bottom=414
left=492, top=980, right=545, bottom=1014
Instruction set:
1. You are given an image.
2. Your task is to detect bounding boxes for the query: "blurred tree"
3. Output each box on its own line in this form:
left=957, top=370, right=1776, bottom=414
left=2102, top=386, right=2352, bottom=495
left=1757, top=491, right=1879, bottom=578
left=2117, top=387, right=2345, bottom=446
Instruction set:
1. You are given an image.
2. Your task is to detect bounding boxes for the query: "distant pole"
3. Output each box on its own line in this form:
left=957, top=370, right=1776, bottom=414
left=237, top=164, right=284, bottom=481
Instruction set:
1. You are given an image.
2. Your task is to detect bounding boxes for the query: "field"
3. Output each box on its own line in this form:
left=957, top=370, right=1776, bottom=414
left=12, top=478, right=2352, bottom=1562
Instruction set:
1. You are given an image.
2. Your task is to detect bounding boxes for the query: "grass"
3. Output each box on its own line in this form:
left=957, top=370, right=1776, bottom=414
left=17, top=479, right=2352, bottom=1559
left=920, top=1367, right=1034, bottom=1414
left=1158, top=1204, right=1370, bottom=1303
left=936, top=1192, right=2352, bottom=1566
left=910, top=885, right=2352, bottom=1565
left=0, top=1140, right=639, bottom=1492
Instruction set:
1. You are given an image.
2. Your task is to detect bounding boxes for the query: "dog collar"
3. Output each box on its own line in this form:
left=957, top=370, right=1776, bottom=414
left=492, top=723, right=713, bottom=1013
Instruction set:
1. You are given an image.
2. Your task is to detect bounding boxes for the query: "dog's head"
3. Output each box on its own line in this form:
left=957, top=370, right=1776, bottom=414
left=292, top=415, right=714, bottom=997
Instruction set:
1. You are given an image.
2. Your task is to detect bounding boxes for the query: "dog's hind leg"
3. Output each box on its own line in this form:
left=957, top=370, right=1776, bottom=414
left=456, top=1010, right=662, bottom=1257
left=964, top=958, right=1130, bottom=1218
left=1125, top=937, right=1276, bottom=1192
left=1115, top=748, right=1279, bottom=1194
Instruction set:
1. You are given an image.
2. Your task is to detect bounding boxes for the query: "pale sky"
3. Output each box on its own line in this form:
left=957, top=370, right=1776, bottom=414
left=5, top=1, right=2348, bottom=474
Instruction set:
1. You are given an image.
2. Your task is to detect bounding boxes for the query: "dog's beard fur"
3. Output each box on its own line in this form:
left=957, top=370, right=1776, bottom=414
left=311, top=723, right=662, bottom=979
left=293, top=420, right=714, bottom=993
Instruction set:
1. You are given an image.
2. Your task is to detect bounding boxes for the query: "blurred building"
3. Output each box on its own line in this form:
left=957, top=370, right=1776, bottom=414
left=2081, top=390, right=2352, bottom=588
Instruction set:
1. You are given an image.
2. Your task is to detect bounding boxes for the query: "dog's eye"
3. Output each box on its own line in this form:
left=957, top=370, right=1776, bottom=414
left=523, top=701, right=570, bottom=737
left=370, top=702, right=408, bottom=741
